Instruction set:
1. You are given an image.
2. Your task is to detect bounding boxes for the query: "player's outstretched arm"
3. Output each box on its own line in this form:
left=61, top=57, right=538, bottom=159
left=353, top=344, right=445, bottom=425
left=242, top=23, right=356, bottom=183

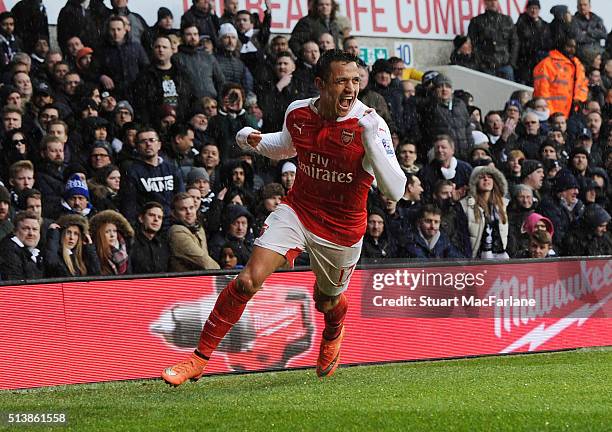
left=236, top=124, right=297, bottom=160
left=359, top=110, right=406, bottom=201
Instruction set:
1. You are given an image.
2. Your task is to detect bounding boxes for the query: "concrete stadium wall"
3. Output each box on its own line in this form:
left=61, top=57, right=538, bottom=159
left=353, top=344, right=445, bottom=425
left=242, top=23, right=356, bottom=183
left=430, top=65, right=534, bottom=114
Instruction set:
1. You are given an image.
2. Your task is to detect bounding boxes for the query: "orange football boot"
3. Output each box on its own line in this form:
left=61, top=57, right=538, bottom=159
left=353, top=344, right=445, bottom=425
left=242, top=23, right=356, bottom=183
left=162, top=353, right=208, bottom=386
left=316, top=327, right=345, bottom=378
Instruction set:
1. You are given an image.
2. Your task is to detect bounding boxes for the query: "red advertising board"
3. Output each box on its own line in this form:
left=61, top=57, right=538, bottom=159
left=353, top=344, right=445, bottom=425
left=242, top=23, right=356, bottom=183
left=0, top=259, right=610, bottom=390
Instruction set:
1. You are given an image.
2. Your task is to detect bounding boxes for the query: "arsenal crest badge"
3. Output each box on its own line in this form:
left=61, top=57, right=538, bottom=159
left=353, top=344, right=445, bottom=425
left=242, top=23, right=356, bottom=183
left=341, top=129, right=355, bottom=145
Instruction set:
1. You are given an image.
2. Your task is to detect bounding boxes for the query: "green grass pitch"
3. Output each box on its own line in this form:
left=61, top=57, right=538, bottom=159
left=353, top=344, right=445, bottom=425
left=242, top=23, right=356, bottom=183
left=2, top=348, right=610, bottom=431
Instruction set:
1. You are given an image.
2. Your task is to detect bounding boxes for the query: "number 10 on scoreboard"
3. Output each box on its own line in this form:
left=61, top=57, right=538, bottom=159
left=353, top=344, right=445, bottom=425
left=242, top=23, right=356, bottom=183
left=394, top=42, right=413, bottom=66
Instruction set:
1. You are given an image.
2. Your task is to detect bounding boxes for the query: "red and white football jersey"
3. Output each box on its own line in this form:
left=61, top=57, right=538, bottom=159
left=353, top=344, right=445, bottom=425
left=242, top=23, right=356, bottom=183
left=282, top=98, right=383, bottom=247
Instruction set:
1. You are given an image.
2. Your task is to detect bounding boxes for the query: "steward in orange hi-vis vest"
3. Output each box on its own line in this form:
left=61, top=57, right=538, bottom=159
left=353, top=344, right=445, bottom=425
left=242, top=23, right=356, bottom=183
left=533, top=37, right=588, bottom=118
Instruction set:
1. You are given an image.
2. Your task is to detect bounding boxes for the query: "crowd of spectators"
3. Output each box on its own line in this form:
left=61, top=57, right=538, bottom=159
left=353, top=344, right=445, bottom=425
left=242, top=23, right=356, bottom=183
left=0, top=0, right=611, bottom=281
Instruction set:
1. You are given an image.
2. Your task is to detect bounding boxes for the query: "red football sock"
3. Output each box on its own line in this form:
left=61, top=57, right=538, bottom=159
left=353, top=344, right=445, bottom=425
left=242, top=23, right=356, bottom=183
left=196, top=279, right=253, bottom=358
left=323, top=293, right=348, bottom=341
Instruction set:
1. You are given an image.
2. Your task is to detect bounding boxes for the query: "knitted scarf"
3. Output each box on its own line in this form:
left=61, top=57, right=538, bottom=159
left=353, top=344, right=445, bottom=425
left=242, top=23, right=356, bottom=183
left=107, top=234, right=128, bottom=274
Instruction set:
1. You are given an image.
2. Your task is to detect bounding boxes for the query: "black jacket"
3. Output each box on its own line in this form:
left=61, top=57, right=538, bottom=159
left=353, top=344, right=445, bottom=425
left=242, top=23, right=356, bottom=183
left=538, top=196, right=585, bottom=248
left=11, top=0, right=50, bottom=54
left=35, top=161, right=65, bottom=220
left=292, top=63, right=319, bottom=98
left=515, top=13, right=552, bottom=84
left=289, top=14, right=342, bottom=57
left=256, top=78, right=303, bottom=133
left=0, top=235, right=43, bottom=281
left=468, top=10, right=519, bottom=70
left=130, top=229, right=170, bottom=274
left=361, top=232, right=398, bottom=261
left=516, top=133, right=545, bottom=160
left=180, top=6, right=219, bottom=41
left=571, top=11, right=607, bottom=59
left=435, top=198, right=472, bottom=257
left=207, top=111, right=259, bottom=160
left=419, top=97, right=473, bottom=160
left=450, top=50, right=477, bottom=70
left=57, top=0, right=110, bottom=52
left=561, top=225, right=612, bottom=257
left=132, top=64, right=195, bottom=125
left=237, top=10, right=271, bottom=75
left=506, top=206, right=535, bottom=258
left=97, top=37, right=149, bottom=100
left=43, top=228, right=101, bottom=277
left=370, top=81, right=403, bottom=131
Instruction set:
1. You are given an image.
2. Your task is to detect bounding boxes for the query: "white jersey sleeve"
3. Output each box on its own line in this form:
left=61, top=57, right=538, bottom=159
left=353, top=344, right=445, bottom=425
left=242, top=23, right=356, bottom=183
left=359, top=111, right=406, bottom=201
left=236, top=103, right=300, bottom=160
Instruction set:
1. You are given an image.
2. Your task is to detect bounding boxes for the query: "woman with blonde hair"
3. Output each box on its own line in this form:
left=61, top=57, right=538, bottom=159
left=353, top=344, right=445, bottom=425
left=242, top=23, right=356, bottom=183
left=460, top=166, right=510, bottom=259
left=89, top=210, right=134, bottom=275
left=44, top=214, right=101, bottom=277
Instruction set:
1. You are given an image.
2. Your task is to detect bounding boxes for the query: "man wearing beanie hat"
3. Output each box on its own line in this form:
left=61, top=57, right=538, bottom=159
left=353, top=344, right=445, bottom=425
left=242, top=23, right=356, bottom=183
left=520, top=159, right=544, bottom=196
left=208, top=203, right=254, bottom=263
left=574, top=127, right=602, bottom=167
left=215, top=23, right=253, bottom=94
left=114, top=100, right=134, bottom=129
left=504, top=99, right=522, bottom=121
left=561, top=204, right=612, bottom=256
left=0, top=185, right=13, bottom=242
left=279, top=160, right=297, bottom=192
left=158, top=7, right=173, bottom=22
left=361, top=206, right=398, bottom=260
left=515, top=0, right=551, bottom=85
left=539, top=169, right=585, bottom=248
left=219, top=22, right=238, bottom=39
left=468, top=0, right=518, bottom=81
left=420, top=73, right=473, bottom=160
left=186, top=166, right=210, bottom=187
left=61, top=173, right=94, bottom=217
left=75, top=47, right=94, bottom=67
left=149, top=7, right=179, bottom=45
left=185, top=166, right=221, bottom=233
left=78, top=98, right=99, bottom=119
left=569, top=147, right=590, bottom=178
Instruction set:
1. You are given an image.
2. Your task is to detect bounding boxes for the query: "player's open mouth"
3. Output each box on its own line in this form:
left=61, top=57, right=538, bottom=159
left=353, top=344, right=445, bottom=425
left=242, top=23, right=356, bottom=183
left=338, top=96, right=353, bottom=110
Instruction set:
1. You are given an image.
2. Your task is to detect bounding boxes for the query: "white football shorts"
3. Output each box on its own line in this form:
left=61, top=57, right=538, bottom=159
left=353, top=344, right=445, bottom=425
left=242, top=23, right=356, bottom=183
left=254, top=204, right=362, bottom=296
